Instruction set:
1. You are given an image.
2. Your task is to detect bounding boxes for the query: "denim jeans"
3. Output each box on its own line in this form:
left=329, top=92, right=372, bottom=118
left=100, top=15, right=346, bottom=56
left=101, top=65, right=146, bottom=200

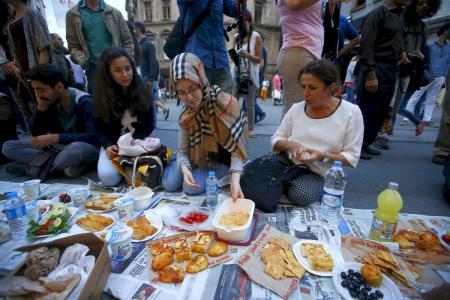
left=2, top=140, right=99, bottom=172
left=151, top=80, right=159, bottom=127
left=204, top=66, right=233, bottom=95
left=161, top=160, right=229, bottom=195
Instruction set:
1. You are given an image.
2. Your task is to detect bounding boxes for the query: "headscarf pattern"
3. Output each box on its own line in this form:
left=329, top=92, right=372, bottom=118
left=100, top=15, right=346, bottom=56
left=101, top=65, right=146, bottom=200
left=170, top=53, right=248, bottom=168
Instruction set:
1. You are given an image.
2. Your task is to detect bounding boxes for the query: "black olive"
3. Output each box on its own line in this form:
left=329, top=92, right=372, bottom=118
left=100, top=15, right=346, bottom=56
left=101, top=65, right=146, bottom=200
left=349, top=269, right=355, bottom=275
left=348, top=282, right=354, bottom=289
left=364, top=283, right=371, bottom=290
left=350, top=290, right=358, bottom=298
left=341, top=272, right=348, bottom=279
left=359, top=293, right=366, bottom=300
left=369, top=292, right=377, bottom=299
left=341, top=280, right=349, bottom=288
left=375, top=290, right=383, bottom=298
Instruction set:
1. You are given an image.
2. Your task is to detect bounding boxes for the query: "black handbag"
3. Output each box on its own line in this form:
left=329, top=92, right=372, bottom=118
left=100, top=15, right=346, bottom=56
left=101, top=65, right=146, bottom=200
left=25, top=145, right=62, bottom=181
left=163, top=0, right=214, bottom=60
left=240, top=152, right=310, bottom=213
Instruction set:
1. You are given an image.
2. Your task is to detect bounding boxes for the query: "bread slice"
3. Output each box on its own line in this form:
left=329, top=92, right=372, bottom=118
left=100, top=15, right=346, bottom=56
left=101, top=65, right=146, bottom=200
left=208, top=241, right=228, bottom=257
left=191, top=232, right=212, bottom=254
left=159, top=265, right=185, bottom=283
left=307, top=253, right=334, bottom=272
left=186, top=255, right=209, bottom=274
left=175, top=239, right=192, bottom=263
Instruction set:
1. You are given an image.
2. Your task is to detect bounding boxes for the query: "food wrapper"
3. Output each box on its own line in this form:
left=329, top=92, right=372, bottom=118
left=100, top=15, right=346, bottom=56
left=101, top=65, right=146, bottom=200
left=390, top=219, right=450, bottom=293
left=237, top=224, right=300, bottom=299
left=341, top=235, right=420, bottom=298
left=146, top=230, right=232, bottom=284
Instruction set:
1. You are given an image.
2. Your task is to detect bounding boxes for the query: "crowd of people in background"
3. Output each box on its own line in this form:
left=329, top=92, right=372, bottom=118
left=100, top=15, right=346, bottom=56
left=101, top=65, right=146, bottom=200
left=0, top=0, right=449, bottom=204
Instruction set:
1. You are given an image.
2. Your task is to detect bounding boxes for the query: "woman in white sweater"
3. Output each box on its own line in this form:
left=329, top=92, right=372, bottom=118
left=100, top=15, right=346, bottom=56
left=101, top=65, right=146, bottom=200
left=271, top=59, right=364, bottom=206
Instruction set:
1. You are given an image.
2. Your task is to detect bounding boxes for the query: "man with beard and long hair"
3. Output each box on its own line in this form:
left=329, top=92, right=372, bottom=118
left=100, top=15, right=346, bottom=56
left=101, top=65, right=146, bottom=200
left=2, top=64, right=99, bottom=178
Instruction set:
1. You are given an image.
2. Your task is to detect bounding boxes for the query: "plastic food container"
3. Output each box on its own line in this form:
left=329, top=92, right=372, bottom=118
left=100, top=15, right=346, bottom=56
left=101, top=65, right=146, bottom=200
left=106, top=225, right=133, bottom=261
left=212, top=198, right=255, bottom=242
left=126, top=187, right=154, bottom=211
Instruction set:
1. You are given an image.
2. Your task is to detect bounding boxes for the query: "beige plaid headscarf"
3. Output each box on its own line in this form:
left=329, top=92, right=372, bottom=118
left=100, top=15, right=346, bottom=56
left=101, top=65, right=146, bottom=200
left=170, top=53, right=248, bottom=168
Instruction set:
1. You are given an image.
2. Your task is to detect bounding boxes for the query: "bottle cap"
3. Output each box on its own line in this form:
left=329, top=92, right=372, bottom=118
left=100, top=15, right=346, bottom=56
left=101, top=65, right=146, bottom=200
left=333, top=161, right=342, bottom=167
left=208, top=171, right=216, bottom=177
left=6, top=192, right=18, bottom=199
left=388, top=182, right=398, bottom=190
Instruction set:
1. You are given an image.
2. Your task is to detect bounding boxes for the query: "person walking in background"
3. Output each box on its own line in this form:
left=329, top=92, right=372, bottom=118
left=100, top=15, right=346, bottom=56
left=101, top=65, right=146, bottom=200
left=231, top=11, right=262, bottom=138
left=50, top=33, right=75, bottom=88
left=405, top=23, right=450, bottom=125
left=336, top=15, right=360, bottom=81
left=389, top=0, right=440, bottom=136
left=322, top=0, right=341, bottom=62
left=66, top=0, right=134, bottom=93
left=272, top=72, right=283, bottom=106
left=342, top=55, right=358, bottom=103
left=255, top=44, right=267, bottom=124
left=276, top=0, right=324, bottom=116
left=134, top=21, right=169, bottom=125
left=3, top=0, right=52, bottom=121
left=356, top=0, right=409, bottom=160
left=177, top=0, right=238, bottom=94
left=93, top=47, right=154, bottom=186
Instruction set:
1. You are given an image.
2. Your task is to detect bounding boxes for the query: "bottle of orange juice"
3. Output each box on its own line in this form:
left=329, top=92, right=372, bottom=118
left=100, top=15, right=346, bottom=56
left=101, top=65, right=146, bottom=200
left=369, top=182, right=403, bottom=242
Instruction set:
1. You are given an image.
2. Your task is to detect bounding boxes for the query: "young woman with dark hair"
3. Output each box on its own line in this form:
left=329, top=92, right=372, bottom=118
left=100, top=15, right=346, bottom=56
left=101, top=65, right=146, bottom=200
left=230, top=12, right=262, bottom=138
left=94, top=47, right=154, bottom=186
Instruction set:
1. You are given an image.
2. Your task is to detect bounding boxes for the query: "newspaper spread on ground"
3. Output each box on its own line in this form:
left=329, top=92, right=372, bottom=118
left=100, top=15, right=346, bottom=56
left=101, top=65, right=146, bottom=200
left=0, top=182, right=448, bottom=300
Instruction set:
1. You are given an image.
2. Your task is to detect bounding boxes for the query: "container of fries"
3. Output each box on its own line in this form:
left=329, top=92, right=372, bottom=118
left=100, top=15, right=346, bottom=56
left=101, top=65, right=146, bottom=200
left=212, top=198, right=254, bottom=242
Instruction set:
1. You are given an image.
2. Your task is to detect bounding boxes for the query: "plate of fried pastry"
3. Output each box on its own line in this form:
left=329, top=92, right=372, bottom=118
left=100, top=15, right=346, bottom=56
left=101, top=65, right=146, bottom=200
left=292, top=240, right=341, bottom=277
left=146, top=231, right=231, bottom=284
left=127, top=211, right=163, bottom=242
left=85, top=193, right=122, bottom=213
left=75, top=213, right=115, bottom=232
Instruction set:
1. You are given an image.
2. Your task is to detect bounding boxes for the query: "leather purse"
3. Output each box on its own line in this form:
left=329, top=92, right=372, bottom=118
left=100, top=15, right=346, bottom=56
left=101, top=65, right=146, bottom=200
left=240, top=152, right=309, bottom=213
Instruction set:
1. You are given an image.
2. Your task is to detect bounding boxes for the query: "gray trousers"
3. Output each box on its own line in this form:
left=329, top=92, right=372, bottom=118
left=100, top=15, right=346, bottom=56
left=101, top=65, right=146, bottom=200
left=433, top=70, right=450, bottom=158
left=2, top=140, right=99, bottom=172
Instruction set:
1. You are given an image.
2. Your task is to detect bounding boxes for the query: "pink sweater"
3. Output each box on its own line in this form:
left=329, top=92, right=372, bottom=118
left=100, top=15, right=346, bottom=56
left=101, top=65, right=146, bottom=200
left=278, top=0, right=324, bottom=59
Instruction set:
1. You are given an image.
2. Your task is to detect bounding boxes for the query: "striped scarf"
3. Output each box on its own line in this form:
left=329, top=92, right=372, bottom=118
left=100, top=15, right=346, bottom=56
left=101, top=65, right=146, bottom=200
left=170, top=53, right=248, bottom=168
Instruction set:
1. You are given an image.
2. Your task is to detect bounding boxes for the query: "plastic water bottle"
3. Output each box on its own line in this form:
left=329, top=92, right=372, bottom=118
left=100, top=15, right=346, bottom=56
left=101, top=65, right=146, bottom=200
left=4, top=192, right=28, bottom=239
left=206, top=171, right=219, bottom=208
left=320, top=161, right=347, bottom=229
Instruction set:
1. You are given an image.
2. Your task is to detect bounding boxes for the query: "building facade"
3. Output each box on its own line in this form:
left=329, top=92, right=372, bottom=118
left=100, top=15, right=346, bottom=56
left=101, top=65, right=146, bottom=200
left=127, top=0, right=281, bottom=78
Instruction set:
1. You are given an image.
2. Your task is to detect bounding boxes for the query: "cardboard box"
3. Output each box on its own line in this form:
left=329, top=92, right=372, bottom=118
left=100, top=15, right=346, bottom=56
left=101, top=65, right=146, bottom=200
left=16, top=233, right=111, bottom=300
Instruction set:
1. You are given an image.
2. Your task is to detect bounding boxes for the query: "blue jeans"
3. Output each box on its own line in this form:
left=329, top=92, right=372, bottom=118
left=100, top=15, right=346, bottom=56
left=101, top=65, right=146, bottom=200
left=204, top=66, right=233, bottom=95
left=151, top=80, right=159, bottom=127
left=2, top=140, right=99, bottom=172
left=342, top=86, right=355, bottom=103
left=161, top=160, right=229, bottom=195
left=392, top=88, right=420, bottom=127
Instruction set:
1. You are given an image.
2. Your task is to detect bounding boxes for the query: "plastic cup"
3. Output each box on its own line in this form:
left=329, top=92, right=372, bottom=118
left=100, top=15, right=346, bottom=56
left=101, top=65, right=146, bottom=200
left=69, top=187, right=89, bottom=208
left=114, top=197, right=134, bottom=222
left=21, top=179, right=41, bottom=202
left=106, top=225, right=133, bottom=261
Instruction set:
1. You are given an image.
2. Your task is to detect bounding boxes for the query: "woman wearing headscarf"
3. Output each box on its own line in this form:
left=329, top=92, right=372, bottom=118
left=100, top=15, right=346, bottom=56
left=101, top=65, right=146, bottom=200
left=162, top=53, right=248, bottom=200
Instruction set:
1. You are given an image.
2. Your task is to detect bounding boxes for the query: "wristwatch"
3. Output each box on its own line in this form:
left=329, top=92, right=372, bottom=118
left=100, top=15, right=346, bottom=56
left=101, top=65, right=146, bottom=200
left=322, top=152, right=331, bottom=163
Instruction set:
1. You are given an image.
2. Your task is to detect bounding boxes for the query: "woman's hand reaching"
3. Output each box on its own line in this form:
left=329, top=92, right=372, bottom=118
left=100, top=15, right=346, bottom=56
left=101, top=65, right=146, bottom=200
left=230, top=172, right=244, bottom=202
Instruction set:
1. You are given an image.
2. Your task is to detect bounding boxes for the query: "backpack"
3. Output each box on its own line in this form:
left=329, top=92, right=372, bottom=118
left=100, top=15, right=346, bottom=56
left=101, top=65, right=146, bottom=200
left=112, top=146, right=168, bottom=189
